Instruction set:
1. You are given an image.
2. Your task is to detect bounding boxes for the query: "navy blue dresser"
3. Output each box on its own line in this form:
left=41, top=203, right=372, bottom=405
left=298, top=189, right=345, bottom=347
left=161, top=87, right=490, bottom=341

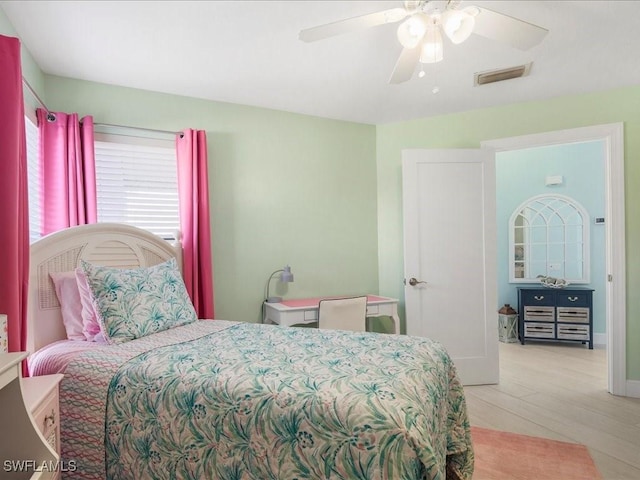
left=517, top=287, right=594, bottom=349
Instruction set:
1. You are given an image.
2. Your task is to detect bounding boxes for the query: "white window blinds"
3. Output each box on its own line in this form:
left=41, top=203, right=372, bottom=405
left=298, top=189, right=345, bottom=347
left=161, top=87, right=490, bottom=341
left=94, top=139, right=179, bottom=240
left=25, top=115, right=41, bottom=243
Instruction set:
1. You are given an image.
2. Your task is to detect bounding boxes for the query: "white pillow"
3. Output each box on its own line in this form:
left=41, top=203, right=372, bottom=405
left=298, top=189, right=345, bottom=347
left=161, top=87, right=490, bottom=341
left=49, top=271, right=86, bottom=341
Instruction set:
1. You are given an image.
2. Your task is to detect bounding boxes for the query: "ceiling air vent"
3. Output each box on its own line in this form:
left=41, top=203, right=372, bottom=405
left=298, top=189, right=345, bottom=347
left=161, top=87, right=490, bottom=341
left=474, top=62, right=532, bottom=86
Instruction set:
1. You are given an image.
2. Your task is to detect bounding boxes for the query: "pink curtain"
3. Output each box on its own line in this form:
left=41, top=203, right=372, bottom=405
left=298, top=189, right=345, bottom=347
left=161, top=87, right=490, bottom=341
left=0, top=35, right=30, bottom=366
left=38, top=108, right=97, bottom=235
left=176, top=129, right=215, bottom=319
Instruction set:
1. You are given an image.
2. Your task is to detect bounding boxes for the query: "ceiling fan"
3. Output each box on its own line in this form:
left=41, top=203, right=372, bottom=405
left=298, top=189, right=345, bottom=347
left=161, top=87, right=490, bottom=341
left=299, top=0, right=548, bottom=84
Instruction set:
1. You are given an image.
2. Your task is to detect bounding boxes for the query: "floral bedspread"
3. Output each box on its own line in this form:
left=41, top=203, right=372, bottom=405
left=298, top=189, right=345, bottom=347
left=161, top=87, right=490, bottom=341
left=60, top=321, right=473, bottom=479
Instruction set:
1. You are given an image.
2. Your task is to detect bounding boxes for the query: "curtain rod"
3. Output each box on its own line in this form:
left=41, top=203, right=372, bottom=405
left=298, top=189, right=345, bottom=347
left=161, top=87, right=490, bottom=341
left=22, top=77, right=182, bottom=136
left=94, top=123, right=181, bottom=136
left=22, top=77, right=53, bottom=115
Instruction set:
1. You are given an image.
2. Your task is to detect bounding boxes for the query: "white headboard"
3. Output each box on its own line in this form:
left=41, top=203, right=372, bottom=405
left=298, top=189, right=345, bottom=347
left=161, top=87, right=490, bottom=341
left=28, top=223, right=181, bottom=353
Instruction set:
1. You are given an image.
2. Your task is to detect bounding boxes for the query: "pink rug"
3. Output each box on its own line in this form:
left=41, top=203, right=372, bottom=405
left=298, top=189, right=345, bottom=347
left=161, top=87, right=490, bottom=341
left=471, top=426, right=602, bottom=480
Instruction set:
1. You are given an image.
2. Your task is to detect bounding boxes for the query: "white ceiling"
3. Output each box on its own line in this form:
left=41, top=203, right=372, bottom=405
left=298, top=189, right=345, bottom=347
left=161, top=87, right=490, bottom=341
left=3, top=1, right=640, bottom=125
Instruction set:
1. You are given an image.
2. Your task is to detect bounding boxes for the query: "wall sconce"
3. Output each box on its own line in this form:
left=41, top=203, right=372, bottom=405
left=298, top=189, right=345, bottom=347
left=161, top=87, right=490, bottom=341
left=265, top=265, right=294, bottom=303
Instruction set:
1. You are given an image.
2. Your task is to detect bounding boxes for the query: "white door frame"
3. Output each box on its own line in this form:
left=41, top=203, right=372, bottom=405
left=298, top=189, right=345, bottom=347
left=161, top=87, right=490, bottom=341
left=482, top=123, right=626, bottom=396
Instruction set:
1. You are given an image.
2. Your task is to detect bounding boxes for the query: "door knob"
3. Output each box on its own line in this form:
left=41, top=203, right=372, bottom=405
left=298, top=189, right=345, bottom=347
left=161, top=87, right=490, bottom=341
left=408, top=277, right=427, bottom=286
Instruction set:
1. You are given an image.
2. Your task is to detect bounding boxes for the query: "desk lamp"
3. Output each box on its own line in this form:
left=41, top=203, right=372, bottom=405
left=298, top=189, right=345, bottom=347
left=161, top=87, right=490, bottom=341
left=265, top=265, right=294, bottom=303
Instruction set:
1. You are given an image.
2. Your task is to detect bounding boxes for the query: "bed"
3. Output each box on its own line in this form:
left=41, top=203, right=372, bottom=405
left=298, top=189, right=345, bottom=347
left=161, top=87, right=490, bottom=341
left=27, top=223, right=474, bottom=480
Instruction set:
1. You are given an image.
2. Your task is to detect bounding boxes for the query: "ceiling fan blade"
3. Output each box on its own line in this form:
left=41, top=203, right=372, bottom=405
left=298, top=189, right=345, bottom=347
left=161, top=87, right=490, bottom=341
left=471, top=6, right=548, bottom=50
left=389, top=45, right=422, bottom=84
left=299, top=8, right=408, bottom=43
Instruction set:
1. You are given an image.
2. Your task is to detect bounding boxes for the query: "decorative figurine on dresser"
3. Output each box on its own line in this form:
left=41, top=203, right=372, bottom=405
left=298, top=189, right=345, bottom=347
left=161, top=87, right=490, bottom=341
left=0, top=352, right=63, bottom=479
left=517, top=286, right=595, bottom=349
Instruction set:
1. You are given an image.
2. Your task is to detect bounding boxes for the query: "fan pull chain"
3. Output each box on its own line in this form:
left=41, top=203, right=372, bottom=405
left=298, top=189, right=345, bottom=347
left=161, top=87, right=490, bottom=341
left=432, top=63, right=440, bottom=94
left=417, top=61, right=440, bottom=93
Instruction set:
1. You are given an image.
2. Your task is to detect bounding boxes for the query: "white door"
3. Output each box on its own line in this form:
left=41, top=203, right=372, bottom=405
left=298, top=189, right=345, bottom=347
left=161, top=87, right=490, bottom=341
left=402, top=149, right=499, bottom=385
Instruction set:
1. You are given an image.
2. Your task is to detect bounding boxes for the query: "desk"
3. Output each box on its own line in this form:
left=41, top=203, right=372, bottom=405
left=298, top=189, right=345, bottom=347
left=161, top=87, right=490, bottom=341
left=263, top=295, right=400, bottom=334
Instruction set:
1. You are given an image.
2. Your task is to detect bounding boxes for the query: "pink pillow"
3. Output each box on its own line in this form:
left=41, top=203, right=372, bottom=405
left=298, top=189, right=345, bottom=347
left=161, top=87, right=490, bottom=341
left=75, top=267, right=101, bottom=342
left=49, top=271, right=85, bottom=341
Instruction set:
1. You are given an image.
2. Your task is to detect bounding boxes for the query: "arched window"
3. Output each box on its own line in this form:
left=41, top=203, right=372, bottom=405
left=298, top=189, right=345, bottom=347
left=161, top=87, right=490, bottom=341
left=509, top=194, right=589, bottom=283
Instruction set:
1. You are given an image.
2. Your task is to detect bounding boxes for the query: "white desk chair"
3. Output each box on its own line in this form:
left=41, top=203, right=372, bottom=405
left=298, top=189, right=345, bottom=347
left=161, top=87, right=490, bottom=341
left=318, top=296, right=368, bottom=332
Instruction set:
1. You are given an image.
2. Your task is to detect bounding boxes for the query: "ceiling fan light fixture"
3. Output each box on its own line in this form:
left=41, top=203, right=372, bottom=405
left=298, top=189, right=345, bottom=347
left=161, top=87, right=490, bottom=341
left=441, top=8, right=475, bottom=44
left=397, top=13, right=428, bottom=49
left=419, top=26, right=443, bottom=64
left=298, top=1, right=548, bottom=86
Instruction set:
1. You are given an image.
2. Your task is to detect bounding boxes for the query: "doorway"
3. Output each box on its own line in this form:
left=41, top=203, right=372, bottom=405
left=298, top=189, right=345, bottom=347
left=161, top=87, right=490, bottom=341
left=482, top=123, right=626, bottom=396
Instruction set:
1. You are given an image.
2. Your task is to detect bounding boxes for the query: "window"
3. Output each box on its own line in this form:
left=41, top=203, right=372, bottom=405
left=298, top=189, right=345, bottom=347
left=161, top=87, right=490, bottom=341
left=24, top=122, right=179, bottom=242
left=25, top=114, right=41, bottom=243
left=94, top=135, right=179, bottom=240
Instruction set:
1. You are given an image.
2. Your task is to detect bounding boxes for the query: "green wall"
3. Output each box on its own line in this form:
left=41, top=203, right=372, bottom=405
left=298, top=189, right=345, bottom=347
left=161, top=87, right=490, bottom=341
left=0, top=8, right=45, bottom=107
left=42, top=75, right=380, bottom=327
left=376, top=85, right=640, bottom=380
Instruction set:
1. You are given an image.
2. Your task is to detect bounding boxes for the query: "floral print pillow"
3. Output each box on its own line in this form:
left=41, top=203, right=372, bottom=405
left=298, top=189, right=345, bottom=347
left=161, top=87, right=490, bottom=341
left=80, top=258, right=197, bottom=344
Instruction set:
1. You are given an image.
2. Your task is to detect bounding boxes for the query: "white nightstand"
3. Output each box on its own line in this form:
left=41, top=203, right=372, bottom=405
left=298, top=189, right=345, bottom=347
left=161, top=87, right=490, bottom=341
left=0, top=353, right=59, bottom=479
left=21, top=374, right=64, bottom=460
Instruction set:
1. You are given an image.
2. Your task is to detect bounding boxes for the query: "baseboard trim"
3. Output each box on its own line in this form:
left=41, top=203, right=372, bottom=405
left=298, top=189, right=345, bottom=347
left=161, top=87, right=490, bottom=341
left=626, top=380, right=640, bottom=399
left=593, top=333, right=607, bottom=347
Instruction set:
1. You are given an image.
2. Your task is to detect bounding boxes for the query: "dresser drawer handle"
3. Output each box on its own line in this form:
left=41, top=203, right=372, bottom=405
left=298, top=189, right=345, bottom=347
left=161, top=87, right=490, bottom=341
left=533, top=295, right=545, bottom=301
left=568, top=296, right=579, bottom=302
left=43, top=409, right=56, bottom=429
